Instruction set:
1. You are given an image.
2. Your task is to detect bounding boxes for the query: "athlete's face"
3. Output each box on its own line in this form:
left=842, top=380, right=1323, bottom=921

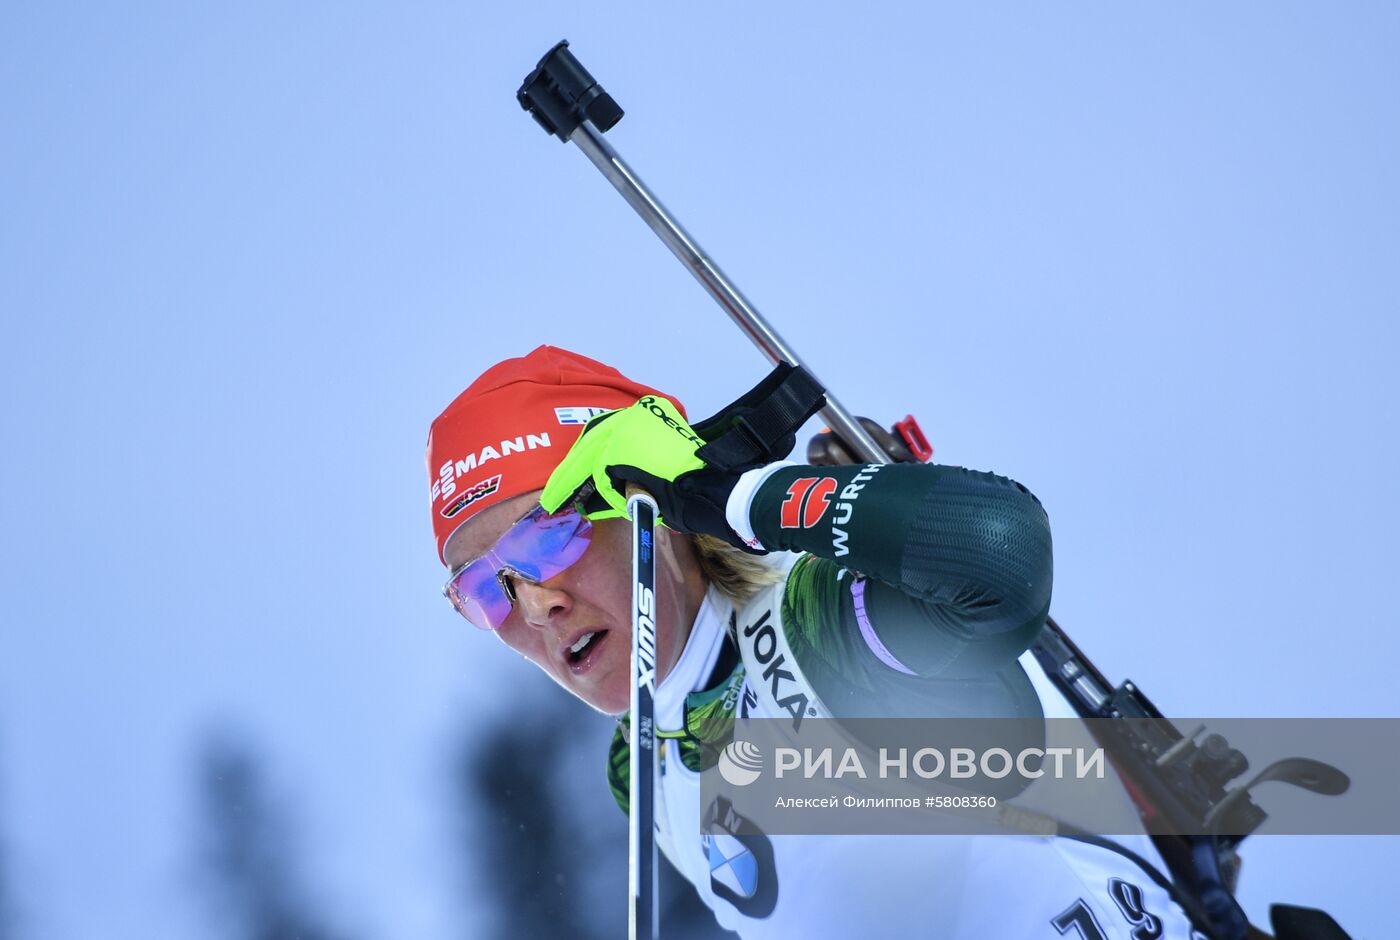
left=445, top=489, right=705, bottom=715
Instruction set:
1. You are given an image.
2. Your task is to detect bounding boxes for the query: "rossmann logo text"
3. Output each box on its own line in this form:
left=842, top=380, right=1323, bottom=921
left=432, top=433, right=552, bottom=504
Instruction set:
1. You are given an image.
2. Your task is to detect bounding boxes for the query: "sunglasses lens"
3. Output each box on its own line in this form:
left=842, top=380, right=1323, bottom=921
left=446, top=560, right=512, bottom=630
left=497, top=509, right=592, bottom=582
left=444, top=508, right=592, bottom=630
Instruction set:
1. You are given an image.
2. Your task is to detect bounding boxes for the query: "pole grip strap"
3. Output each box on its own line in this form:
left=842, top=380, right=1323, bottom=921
left=694, top=364, right=827, bottom=472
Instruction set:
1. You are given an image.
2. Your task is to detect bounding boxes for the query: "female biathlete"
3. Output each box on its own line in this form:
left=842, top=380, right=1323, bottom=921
left=425, top=344, right=1212, bottom=940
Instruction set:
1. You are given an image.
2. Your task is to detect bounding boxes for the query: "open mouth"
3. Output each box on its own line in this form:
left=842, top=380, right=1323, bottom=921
left=566, top=629, right=609, bottom=674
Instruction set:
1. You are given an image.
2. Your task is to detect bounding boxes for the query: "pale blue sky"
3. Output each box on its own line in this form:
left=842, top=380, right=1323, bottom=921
left=2, top=3, right=1397, bottom=938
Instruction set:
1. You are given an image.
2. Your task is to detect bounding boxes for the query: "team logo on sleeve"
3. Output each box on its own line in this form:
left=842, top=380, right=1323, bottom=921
left=779, top=476, right=837, bottom=529
left=439, top=474, right=502, bottom=518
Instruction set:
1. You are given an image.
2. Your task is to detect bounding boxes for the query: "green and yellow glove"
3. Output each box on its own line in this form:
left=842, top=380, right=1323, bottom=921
left=540, top=395, right=760, bottom=552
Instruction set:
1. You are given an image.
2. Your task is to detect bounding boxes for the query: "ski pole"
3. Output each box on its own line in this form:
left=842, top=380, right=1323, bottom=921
left=627, top=487, right=660, bottom=940
left=512, top=39, right=1145, bottom=803
left=514, top=38, right=1224, bottom=806
left=517, top=41, right=1351, bottom=940
left=518, top=41, right=888, bottom=466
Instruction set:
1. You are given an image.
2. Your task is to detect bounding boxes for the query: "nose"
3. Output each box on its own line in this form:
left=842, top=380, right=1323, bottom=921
left=512, top=577, right=573, bottom=628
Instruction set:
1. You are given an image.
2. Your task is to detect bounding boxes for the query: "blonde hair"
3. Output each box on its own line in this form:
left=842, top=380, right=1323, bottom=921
left=690, top=533, right=782, bottom=606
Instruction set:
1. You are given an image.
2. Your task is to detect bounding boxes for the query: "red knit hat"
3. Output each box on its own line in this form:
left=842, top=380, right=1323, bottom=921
left=425, top=345, right=685, bottom=563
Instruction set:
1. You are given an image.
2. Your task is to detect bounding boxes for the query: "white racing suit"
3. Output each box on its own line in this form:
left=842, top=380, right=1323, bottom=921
left=608, top=460, right=1213, bottom=939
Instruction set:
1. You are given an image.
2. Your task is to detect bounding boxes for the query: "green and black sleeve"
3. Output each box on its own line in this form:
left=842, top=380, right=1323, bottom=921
left=747, top=462, right=1053, bottom=716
